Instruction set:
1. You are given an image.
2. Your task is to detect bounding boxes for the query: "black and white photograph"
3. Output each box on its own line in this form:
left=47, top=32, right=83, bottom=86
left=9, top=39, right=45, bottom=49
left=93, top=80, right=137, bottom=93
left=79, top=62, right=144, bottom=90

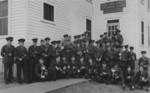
left=0, top=0, right=150, bottom=93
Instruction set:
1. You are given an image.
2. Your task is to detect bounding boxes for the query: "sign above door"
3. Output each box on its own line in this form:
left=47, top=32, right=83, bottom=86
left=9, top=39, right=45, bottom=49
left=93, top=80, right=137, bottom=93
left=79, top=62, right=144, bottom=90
left=100, top=0, right=126, bottom=14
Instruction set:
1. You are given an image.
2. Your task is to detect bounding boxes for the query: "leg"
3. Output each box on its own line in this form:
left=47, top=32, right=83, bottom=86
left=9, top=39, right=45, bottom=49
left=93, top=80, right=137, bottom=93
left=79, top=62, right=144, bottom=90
left=8, top=63, right=13, bottom=82
left=16, top=63, right=22, bottom=83
left=4, top=63, right=9, bottom=84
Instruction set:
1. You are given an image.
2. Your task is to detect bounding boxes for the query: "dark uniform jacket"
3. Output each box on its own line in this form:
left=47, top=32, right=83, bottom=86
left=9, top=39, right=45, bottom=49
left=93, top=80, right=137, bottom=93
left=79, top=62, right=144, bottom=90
left=111, top=67, right=123, bottom=78
left=1, top=44, right=15, bottom=64
left=136, top=71, right=149, bottom=82
left=99, top=66, right=110, bottom=76
left=28, top=45, right=40, bottom=58
left=138, top=57, right=149, bottom=68
left=124, top=70, right=135, bottom=79
left=14, top=46, right=28, bottom=64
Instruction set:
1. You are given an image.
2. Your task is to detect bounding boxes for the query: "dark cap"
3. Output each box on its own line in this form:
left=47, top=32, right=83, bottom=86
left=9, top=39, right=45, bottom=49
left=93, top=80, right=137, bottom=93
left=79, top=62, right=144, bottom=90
left=51, top=41, right=56, bottom=44
left=56, top=40, right=61, bottom=44
left=89, top=40, right=95, bottom=44
left=18, top=38, right=25, bottom=43
left=41, top=39, right=44, bottom=42
left=96, top=40, right=100, bottom=44
left=124, top=45, right=129, bottom=48
left=130, top=46, right=134, bottom=50
left=6, top=37, right=13, bottom=41
left=81, top=34, right=85, bottom=36
left=104, top=32, right=107, bottom=35
left=77, top=35, right=81, bottom=38
left=63, top=34, right=68, bottom=38
left=32, top=38, right=38, bottom=42
left=74, top=35, right=78, bottom=38
left=141, top=51, right=146, bottom=54
left=100, top=35, right=104, bottom=37
left=45, top=37, right=50, bottom=41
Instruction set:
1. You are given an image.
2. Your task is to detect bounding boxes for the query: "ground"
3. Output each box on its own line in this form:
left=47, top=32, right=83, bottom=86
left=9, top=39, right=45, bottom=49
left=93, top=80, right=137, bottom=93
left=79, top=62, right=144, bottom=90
left=47, top=81, right=147, bottom=93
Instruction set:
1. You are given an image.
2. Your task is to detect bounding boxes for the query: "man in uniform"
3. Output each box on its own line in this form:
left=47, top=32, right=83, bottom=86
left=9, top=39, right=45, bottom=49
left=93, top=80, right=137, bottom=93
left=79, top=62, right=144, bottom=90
left=15, top=39, right=28, bottom=83
left=35, top=57, right=49, bottom=82
left=124, top=66, right=135, bottom=90
left=97, top=61, right=110, bottom=84
left=110, top=63, right=125, bottom=90
left=122, top=45, right=130, bottom=73
left=1, top=37, right=15, bottom=84
left=135, top=66, right=149, bottom=92
left=103, top=32, right=108, bottom=45
left=28, top=38, right=40, bottom=83
left=44, top=37, right=52, bottom=68
left=138, top=51, right=149, bottom=71
left=128, top=47, right=136, bottom=70
left=115, top=30, right=123, bottom=45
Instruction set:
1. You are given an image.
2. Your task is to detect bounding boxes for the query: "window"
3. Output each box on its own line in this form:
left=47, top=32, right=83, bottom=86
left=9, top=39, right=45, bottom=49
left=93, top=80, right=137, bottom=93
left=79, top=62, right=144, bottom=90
left=148, top=0, right=150, bottom=9
left=0, top=0, right=8, bottom=36
left=43, top=2, right=54, bottom=22
left=148, top=26, right=150, bottom=46
left=107, top=19, right=119, bottom=36
left=86, top=19, right=92, bottom=31
left=141, top=21, right=144, bottom=45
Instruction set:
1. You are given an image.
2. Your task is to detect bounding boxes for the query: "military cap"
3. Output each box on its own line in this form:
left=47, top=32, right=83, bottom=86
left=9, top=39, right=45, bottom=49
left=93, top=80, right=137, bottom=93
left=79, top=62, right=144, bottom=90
left=41, top=39, right=44, bottom=42
left=96, top=41, right=99, bottom=44
left=45, top=37, right=50, bottom=41
left=18, top=38, right=25, bottom=43
left=89, top=40, right=95, bottom=44
left=100, top=35, right=104, bottom=37
left=141, top=51, right=147, bottom=54
left=6, top=37, right=13, bottom=41
left=51, top=41, right=56, bottom=44
left=130, top=46, right=134, bottom=50
left=56, top=40, right=61, bottom=44
left=77, top=35, right=81, bottom=38
left=63, top=34, right=68, bottom=37
left=81, top=34, right=85, bottom=36
left=32, top=38, right=38, bottom=42
left=104, top=32, right=107, bottom=35
left=84, top=31, right=90, bottom=34
left=124, top=45, right=129, bottom=48
left=74, top=35, right=78, bottom=38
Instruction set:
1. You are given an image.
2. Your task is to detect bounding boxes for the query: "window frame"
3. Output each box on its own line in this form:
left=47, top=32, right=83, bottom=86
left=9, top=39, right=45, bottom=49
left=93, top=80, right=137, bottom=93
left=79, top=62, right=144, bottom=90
left=148, top=0, right=150, bottom=11
left=41, top=0, right=56, bottom=25
left=148, top=26, right=150, bottom=46
left=141, top=21, right=144, bottom=45
left=86, top=18, right=92, bottom=32
left=0, top=0, right=10, bottom=38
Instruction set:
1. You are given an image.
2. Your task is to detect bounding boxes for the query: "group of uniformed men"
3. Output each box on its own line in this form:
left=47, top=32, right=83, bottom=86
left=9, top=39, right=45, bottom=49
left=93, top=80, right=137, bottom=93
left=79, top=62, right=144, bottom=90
left=1, top=30, right=150, bottom=92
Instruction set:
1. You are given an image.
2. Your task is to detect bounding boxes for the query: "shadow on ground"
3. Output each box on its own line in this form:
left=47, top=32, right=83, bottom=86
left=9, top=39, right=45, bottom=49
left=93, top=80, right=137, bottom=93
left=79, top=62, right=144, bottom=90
left=47, top=81, right=147, bottom=93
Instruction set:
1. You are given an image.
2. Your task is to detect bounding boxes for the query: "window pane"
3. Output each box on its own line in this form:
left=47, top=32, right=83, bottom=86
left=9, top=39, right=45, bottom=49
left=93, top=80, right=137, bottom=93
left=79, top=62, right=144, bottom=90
left=141, top=21, right=144, bottom=44
left=86, top=19, right=91, bottom=31
left=0, top=18, right=8, bottom=35
left=0, top=0, right=8, bottom=17
left=44, top=3, right=54, bottom=22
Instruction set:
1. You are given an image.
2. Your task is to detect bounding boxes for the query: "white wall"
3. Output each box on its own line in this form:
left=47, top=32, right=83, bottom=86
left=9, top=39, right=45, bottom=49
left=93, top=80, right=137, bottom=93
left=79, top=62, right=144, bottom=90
left=26, top=0, right=93, bottom=45
left=93, top=0, right=141, bottom=58
left=137, top=0, right=150, bottom=58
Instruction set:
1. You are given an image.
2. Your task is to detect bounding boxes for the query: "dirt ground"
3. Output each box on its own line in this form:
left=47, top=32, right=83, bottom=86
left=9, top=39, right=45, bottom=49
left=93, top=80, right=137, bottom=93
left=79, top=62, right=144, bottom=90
left=47, top=81, right=148, bottom=93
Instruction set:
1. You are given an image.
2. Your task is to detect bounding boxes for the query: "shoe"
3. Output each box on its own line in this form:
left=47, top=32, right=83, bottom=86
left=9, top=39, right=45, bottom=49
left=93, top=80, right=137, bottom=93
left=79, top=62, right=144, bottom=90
left=122, top=85, right=125, bottom=90
left=146, top=88, right=149, bottom=92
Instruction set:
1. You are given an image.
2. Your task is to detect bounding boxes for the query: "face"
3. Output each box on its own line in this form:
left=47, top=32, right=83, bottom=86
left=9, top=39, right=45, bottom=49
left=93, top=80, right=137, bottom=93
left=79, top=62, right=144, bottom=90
left=71, top=57, right=75, bottom=61
left=7, top=40, right=12, bottom=45
left=80, top=57, right=84, bottom=62
left=39, top=59, right=44, bottom=64
left=127, top=67, right=131, bottom=71
left=19, top=42, right=24, bottom=46
left=33, top=42, right=37, bottom=45
left=46, top=40, right=50, bottom=44
left=56, top=57, right=61, bottom=62
left=139, top=66, right=143, bottom=71
left=142, top=54, right=146, bottom=57
left=62, top=57, right=66, bottom=61
left=41, top=41, right=45, bottom=45
left=102, top=64, right=106, bottom=67
left=89, top=59, right=92, bottom=63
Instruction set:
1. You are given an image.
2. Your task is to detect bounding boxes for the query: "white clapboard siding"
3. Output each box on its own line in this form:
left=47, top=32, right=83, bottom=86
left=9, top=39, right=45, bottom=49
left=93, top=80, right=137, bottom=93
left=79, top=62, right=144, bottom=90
left=26, top=0, right=93, bottom=45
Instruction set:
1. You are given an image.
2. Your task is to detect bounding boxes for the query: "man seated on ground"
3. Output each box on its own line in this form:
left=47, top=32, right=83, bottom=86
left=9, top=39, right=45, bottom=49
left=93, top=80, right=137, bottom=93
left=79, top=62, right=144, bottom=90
left=70, top=54, right=78, bottom=78
left=110, top=63, right=125, bottom=90
left=86, top=57, right=98, bottom=80
left=124, top=66, right=135, bottom=91
left=51, top=55, right=63, bottom=80
left=35, top=57, right=49, bottom=82
left=76, top=56, right=87, bottom=78
left=61, top=54, right=71, bottom=79
left=135, top=66, right=150, bottom=92
left=97, top=61, right=110, bottom=84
